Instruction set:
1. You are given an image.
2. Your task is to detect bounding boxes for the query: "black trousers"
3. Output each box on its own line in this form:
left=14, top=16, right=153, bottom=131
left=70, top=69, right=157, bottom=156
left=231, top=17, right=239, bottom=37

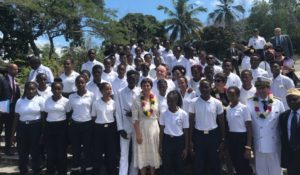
left=228, top=132, right=252, bottom=175
left=93, top=122, right=118, bottom=175
left=17, top=121, right=41, bottom=175
left=162, top=134, right=185, bottom=175
left=69, top=120, right=93, bottom=172
left=193, top=128, right=221, bottom=175
left=286, top=149, right=300, bottom=175
left=0, top=112, right=15, bottom=151
left=45, top=120, right=68, bottom=175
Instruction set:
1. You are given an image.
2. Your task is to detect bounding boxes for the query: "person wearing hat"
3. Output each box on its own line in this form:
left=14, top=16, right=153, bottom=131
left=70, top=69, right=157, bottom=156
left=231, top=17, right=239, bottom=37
left=246, top=76, right=285, bottom=175
left=248, top=29, right=266, bottom=60
left=279, top=88, right=300, bottom=175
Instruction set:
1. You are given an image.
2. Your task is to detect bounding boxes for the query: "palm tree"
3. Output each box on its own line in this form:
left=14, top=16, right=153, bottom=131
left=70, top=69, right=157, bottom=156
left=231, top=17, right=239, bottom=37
left=208, top=0, right=245, bottom=28
left=157, top=0, right=207, bottom=43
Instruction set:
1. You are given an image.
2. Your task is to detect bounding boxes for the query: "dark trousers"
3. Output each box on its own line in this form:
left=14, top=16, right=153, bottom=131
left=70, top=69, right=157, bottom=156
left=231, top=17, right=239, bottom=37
left=286, top=150, right=300, bottom=175
left=162, top=134, right=185, bottom=175
left=0, top=112, right=15, bottom=151
left=17, top=121, right=41, bottom=175
left=228, top=132, right=252, bottom=175
left=45, top=120, right=68, bottom=175
left=69, top=120, right=93, bottom=172
left=93, top=122, right=118, bottom=175
left=193, top=128, right=221, bottom=175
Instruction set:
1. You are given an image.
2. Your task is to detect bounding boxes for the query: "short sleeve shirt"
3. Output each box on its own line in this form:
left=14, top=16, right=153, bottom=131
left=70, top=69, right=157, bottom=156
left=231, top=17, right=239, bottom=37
left=44, top=96, right=71, bottom=122
left=189, top=96, right=223, bottom=131
left=91, top=98, right=115, bottom=124
left=160, top=108, right=189, bottom=136
left=226, top=102, right=251, bottom=132
left=15, top=96, right=45, bottom=121
left=69, top=91, right=94, bottom=122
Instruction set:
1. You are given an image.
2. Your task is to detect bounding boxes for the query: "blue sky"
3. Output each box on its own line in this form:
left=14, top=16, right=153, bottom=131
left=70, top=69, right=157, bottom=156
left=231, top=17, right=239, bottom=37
left=36, top=0, right=258, bottom=53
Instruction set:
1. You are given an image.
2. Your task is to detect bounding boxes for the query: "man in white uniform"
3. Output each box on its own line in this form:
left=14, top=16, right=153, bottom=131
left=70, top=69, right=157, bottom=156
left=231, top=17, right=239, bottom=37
left=247, top=76, right=285, bottom=175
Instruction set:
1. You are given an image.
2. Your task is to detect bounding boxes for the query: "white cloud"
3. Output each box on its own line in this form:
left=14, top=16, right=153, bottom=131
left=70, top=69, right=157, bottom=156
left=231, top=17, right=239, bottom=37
left=194, top=0, right=203, bottom=6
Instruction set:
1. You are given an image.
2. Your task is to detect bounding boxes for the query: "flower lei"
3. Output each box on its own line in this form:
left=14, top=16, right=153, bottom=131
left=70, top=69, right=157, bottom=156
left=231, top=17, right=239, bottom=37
left=141, top=93, right=156, bottom=118
left=253, top=92, right=274, bottom=119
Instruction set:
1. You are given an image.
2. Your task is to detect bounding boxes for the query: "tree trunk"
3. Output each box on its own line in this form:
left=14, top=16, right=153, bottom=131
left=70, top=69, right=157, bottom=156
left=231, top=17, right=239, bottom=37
left=47, top=31, right=55, bottom=59
left=29, top=38, right=40, bottom=56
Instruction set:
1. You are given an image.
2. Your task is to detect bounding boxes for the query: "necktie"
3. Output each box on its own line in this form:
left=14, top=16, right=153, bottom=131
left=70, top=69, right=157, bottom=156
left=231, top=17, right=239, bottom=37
left=11, top=77, right=16, bottom=102
left=290, top=111, right=300, bottom=150
left=261, top=100, right=268, bottom=111
left=276, top=36, right=280, bottom=46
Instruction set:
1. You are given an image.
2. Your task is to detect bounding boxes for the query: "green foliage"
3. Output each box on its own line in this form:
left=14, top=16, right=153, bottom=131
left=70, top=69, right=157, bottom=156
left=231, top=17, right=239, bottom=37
left=158, top=0, right=207, bottom=43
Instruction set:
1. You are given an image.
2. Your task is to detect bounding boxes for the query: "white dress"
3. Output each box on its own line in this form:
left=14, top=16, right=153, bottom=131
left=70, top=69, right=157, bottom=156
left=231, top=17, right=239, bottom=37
left=131, top=95, right=161, bottom=169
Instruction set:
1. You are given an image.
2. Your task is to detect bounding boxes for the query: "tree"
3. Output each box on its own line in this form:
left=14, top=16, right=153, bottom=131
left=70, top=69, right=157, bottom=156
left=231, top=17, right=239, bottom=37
left=208, top=0, right=245, bottom=28
left=0, top=0, right=110, bottom=60
left=157, top=0, right=207, bottom=43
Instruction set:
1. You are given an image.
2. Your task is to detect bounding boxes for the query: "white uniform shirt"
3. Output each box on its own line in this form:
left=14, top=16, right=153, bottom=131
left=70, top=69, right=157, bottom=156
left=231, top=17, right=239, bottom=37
left=115, top=86, right=141, bottom=132
left=92, top=98, right=115, bottom=124
left=111, top=77, right=127, bottom=95
left=81, top=59, right=104, bottom=74
left=101, top=71, right=118, bottom=83
left=28, top=64, right=54, bottom=83
left=161, top=50, right=173, bottom=67
left=44, top=96, right=70, bottom=122
left=181, top=90, right=196, bottom=113
left=247, top=97, right=285, bottom=153
left=248, top=36, right=266, bottom=50
left=251, top=67, right=269, bottom=84
left=152, top=79, right=176, bottom=97
left=59, top=71, right=79, bottom=93
left=69, top=91, right=94, bottom=122
left=226, top=102, right=251, bottom=132
left=157, top=94, right=168, bottom=114
left=213, top=65, right=223, bottom=75
left=189, top=96, right=224, bottom=131
left=189, top=79, right=200, bottom=96
left=271, top=74, right=295, bottom=109
left=37, top=86, right=53, bottom=100
left=241, top=56, right=251, bottom=70
left=170, top=56, right=192, bottom=79
left=15, top=96, right=45, bottom=121
left=259, top=61, right=272, bottom=78
left=225, top=72, right=242, bottom=89
left=240, top=85, right=256, bottom=105
left=159, top=108, right=189, bottom=136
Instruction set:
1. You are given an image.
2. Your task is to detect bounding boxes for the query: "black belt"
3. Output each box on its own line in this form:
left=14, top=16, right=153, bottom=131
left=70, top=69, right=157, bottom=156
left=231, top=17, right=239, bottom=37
left=164, top=133, right=183, bottom=139
left=95, top=122, right=115, bottom=128
left=71, top=119, right=92, bottom=124
left=195, top=127, right=219, bottom=135
left=19, top=119, right=41, bottom=125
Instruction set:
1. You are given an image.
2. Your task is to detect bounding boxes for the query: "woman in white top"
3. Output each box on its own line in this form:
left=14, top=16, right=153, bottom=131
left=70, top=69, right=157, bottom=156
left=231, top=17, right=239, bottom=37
left=68, top=75, right=94, bottom=174
left=177, top=76, right=196, bottom=112
left=36, top=73, right=52, bottom=100
left=59, top=58, right=79, bottom=97
left=159, top=90, right=189, bottom=175
left=14, top=81, right=45, bottom=175
left=157, top=79, right=168, bottom=114
left=91, top=82, right=118, bottom=175
left=226, top=86, right=253, bottom=175
left=44, top=81, right=71, bottom=175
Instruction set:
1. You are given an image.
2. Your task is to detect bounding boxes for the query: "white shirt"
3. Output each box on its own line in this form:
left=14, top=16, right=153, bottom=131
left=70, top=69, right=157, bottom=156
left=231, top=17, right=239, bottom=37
left=241, top=56, right=251, bottom=70
left=152, top=79, right=176, bottom=97
left=157, top=94, right=168, bottom=114
left=159, top=108, right=189, bottom=136
left=101, top=70, right=118, bottom=83
left=213, top=65, right=223, bottom=75
left=28, top=64, right=54, bottom=83
left=259, top=61, right=272, bottom=78
left=44, top=96, right=70, bottom=122
left=181, top=90, right=196, bottom=113
left=15, top=96, right=45, bottom=121
left=92, top=98, right=115, bottom=124
left=288, top=110, right=300, bottom=140
left=225, top=72, right=242, bottom=89
left=59, top=71, right=79, bottom=93
left=251, top=67, right=269, bottom=83
left=189, top=96, right=224, bottom=131
left=81, top=59, right=104, bottom=74
left=37, top=86, right=52, bottom=100
left=170, top=55, right=192, bottom=80
left=189, top=79, right=201, bottom=96
left=240, top=85, right=256, bottom=105
left=248, top=36, right=266, bottom=50
left=111, top=77, right=127, bottom=95
left=161, top=50, right=173, bottom=66
left=69, top=91, right=94, bottom=122
left=226, top=102, right=251, bottom=132
left=115, top=86, right=141, bottom=132
left=271, top=74, right=295, bottom=109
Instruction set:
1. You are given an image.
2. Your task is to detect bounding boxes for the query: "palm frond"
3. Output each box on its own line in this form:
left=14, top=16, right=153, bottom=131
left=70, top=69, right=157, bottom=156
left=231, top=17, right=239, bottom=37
left=157, top=5, right=176, bottom=17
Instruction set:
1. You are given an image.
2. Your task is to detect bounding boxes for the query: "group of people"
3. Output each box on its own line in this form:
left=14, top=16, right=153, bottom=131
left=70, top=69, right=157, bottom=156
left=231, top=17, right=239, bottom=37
left=0, top=27, right=299, bottom=175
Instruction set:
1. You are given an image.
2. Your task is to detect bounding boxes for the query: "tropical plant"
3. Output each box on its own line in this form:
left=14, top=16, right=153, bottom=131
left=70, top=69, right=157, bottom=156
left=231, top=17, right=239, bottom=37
left=157, top=0, right=207, bottom=43
left=208, top=0, right=245, bottom=28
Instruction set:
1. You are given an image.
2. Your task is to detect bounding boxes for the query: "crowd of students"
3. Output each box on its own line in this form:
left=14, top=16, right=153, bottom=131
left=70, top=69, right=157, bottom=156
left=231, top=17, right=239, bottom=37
left=0, top=28, right=300, bottom=175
